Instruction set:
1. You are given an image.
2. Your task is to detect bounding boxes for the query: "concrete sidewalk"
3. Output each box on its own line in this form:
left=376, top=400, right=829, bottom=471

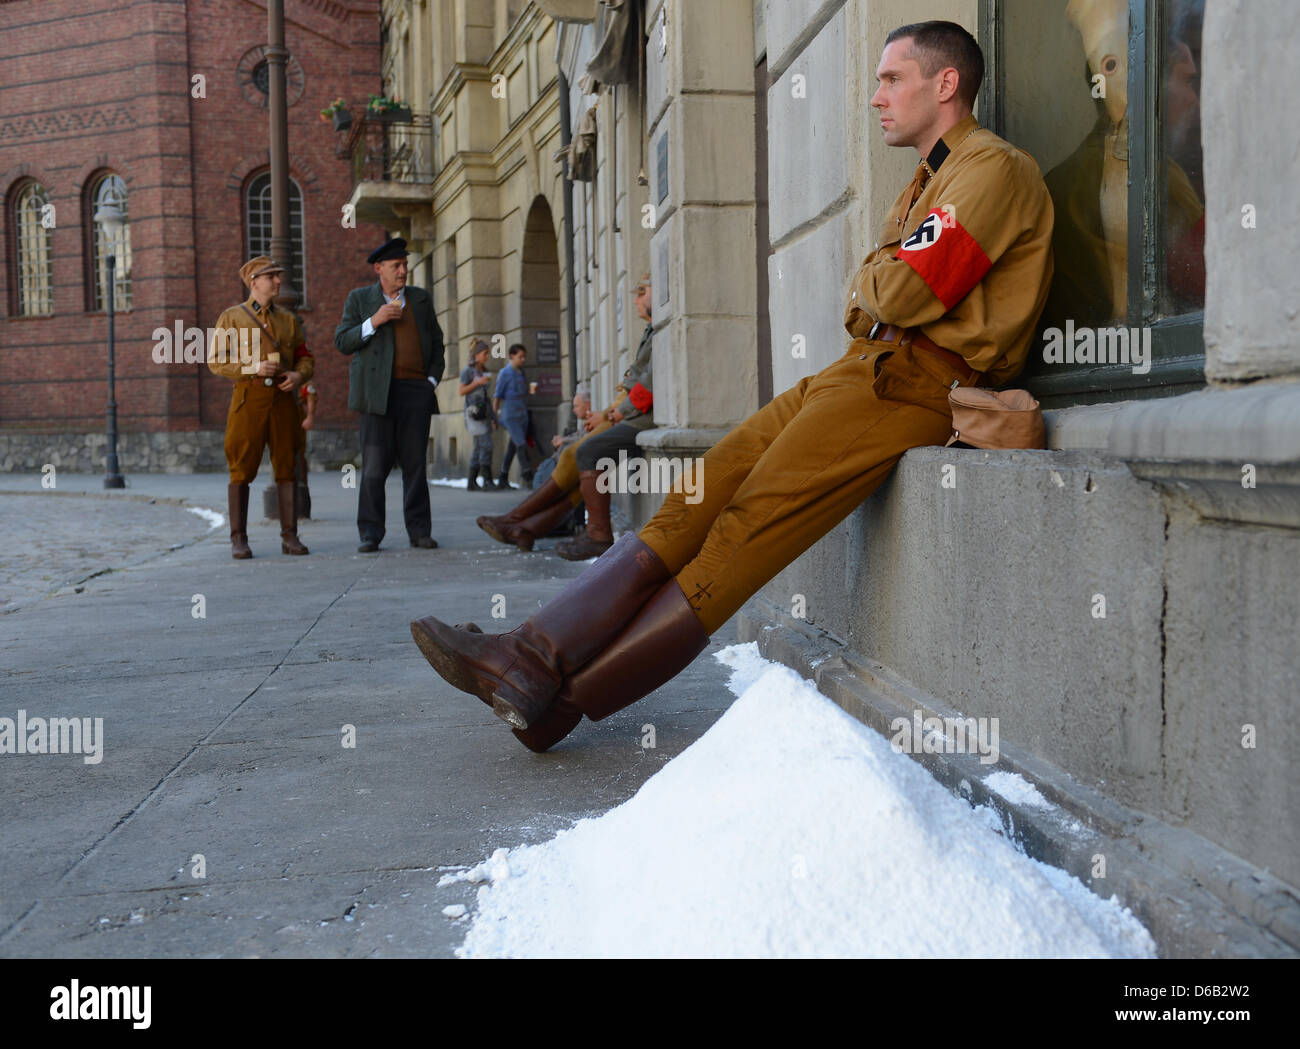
left=0, top=472, right=737, bottom=958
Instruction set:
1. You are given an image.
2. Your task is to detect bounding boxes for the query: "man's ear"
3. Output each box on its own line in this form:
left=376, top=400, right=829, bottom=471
left=937, top=66, right=960, bottom=103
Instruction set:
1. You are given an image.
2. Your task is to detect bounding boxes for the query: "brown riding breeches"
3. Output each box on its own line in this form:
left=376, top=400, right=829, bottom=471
left=550, top=417, right=614, bottom=505
left=639, top=341, right=979, bottom=635
left=224, top=380, right=300, bottom=484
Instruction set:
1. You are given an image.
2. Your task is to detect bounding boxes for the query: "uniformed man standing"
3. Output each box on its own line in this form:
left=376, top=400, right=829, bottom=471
left=208, top=256, right=314, bottom=559
left=412, top=21, right=1054, bottom=753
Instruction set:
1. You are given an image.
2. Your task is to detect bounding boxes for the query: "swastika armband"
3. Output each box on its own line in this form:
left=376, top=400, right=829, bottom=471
left=628, top=382, right=653, bottom=413
left=895, top=208, right=993, bottom=311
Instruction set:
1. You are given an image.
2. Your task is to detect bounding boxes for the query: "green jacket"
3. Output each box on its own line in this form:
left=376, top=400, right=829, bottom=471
left=334, top=282, right=445, bottom=416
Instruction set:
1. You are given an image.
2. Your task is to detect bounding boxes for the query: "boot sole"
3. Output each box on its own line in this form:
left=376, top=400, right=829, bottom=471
left=476, top=517, right=512, bottom=545
left=410, top=618, right=491, bottom=702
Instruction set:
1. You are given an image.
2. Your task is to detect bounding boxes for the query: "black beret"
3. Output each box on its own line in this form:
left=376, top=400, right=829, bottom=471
left=367, top=237, right=408, bottom=265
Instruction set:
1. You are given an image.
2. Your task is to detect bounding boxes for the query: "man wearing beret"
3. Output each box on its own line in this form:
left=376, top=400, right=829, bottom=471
left=208, top=256, right=314, bottom=558
left=334, top=237, right=446, bottom=552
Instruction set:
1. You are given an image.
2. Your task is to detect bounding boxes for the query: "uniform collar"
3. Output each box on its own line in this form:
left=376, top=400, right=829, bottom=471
left=246, top=295, right=275, bottom=315
left=379, top=282, right=407, bottom=306
left=922, top=113, right=980, bottom=179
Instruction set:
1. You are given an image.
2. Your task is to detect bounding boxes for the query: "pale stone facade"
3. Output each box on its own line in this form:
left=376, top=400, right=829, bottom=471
left=356, top=0, right=567, bottom=476
left=376, top=1, right=1299, bottom=954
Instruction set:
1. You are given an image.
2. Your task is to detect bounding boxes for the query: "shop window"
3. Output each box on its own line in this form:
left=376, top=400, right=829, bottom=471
left=981, top=0, right=1206, bottom=405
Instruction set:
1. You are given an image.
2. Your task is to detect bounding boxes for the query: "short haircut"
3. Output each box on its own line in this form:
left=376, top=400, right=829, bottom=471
left=508, top=342, right=526, bottom=356
left=574, top=389, right=591, bottom=403
left=886, top=20, right=984, bottom=110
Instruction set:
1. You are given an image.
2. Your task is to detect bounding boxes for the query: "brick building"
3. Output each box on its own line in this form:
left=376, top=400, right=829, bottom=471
left=0, top=0, right=385, bottom=472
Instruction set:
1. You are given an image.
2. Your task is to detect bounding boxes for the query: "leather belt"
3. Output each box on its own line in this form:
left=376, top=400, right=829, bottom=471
left=868, top=322, right=983, bottom=387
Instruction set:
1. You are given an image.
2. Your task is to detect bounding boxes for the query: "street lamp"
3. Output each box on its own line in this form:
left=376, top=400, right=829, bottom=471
left=93, top=200, right=126, bottom=489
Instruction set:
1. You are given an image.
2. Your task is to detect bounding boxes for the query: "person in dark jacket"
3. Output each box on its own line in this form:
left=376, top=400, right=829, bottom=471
left=334, top=237, right=445, bottom=553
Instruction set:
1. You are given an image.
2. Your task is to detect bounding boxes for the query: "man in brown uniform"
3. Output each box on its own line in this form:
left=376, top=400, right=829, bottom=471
left=411, top=21, right=1054, bottom=752
left=208, top=256, right=314, bottom=558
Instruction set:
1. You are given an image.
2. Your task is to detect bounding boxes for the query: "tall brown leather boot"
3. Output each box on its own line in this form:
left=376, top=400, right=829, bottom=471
left=229, top=483, right=252, bottom=559
left=557, top=580, right=709, bottom=722
left=452, top=623, right=583, bottom=753
left=476, top=477, right=566, bottom=544
left=277, top=481, right=309, bottom=555
left=410, top=533, right=669, bottom=729
left=501, top=497, right=577, bottom=551
left=507, top=581, right=710, bottom=753
left=556, top=469, right=614, bottom=561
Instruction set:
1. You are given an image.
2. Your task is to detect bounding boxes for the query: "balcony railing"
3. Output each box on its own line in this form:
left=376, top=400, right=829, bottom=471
left=345, top=112, right=435, bottom=187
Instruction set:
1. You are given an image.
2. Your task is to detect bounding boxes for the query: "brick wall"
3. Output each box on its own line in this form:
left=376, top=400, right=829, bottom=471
left=0, top=0, right=386, bottom=450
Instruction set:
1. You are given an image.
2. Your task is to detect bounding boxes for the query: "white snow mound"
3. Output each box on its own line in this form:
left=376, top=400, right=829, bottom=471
left=450, top=643, right=1156, bottom=959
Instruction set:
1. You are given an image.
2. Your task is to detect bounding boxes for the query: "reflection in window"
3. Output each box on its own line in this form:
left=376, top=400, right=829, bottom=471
left=1000, top=0, right=1206, bottom=389
left=246, top=172, right=306, bottom=305
left=1161, top=0, right=1205, bottom=316
left=91, top=173, right=132, bottom=312
left=14, top=181, right=54, bottom=316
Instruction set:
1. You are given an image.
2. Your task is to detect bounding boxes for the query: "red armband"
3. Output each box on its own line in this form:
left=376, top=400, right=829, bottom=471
left=294, top=342, right=314, bottom=362
left=895, top=209, right=992, bottom=311
left=628, top=382, right=653, bottom=413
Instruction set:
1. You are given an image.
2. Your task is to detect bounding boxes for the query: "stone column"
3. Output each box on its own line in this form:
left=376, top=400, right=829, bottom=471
left=643, top=0, right=758, bottom=434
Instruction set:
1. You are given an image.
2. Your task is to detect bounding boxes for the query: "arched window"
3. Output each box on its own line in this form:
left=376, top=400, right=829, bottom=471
left=89, top=173, right=132, bottom=311
left=11, top=181, right=54, bottom=316
left=245, top=172, right=306, bottom=305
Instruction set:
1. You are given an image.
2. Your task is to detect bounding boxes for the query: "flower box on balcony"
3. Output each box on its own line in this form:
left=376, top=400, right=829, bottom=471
left=372, top=106, right=412, bottom=123
left=332, top=109, right=352, bottom=132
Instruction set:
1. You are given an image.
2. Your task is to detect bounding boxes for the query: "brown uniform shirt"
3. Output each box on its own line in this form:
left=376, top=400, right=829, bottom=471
left=845, top=113, right=1054, bottom=387
left=207, top=296, right=315, bottom=383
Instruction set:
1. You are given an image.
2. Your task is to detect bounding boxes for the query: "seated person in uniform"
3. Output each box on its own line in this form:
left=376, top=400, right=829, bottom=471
left=412, top=21, right=1054, bottom=754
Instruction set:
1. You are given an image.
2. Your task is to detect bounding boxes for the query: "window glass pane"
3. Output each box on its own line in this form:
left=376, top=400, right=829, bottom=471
left=1159, top=0, right=1205, bottom=316
left=15, top=182, right=54, bottom=316
left=92, top=174, right=132, bottom=312
left=1004, top=0, right=1132, bottom=341
left=246, top=173, right=306, bottom=305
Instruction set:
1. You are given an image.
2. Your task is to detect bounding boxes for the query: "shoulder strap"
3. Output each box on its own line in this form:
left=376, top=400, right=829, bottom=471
left=238, top=303, right=283, bottom=355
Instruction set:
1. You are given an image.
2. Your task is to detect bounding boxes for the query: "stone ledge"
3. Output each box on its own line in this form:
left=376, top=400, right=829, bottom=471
left=635, top=426, right=727, bottom=455
left=1046, top=379, right=1300, bottom=464
left=738, top=600, right=1300, bottom=958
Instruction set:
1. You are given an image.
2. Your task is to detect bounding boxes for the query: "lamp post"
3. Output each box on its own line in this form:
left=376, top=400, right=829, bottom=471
left=94, top=200, right=126, bottom=489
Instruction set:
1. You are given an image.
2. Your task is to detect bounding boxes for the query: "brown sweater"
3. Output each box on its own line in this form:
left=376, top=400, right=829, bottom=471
left=391, top=303, right=425, bottom=380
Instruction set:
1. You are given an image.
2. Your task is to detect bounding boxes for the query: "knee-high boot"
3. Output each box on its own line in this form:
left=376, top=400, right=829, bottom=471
left=228, top=483, right=252, bottom=559
left=278, top=481, right=309, bottom=555
left=513, top=580, right=710, bottom=752
left=476, top=477, right=566, bottom=544
left=410, top=533, right=669, bottom=729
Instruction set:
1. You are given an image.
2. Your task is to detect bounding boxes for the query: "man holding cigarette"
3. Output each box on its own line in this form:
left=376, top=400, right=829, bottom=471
left=208, top=255, right=314, bottom=559
left=335, top=237, right=446, bottom=553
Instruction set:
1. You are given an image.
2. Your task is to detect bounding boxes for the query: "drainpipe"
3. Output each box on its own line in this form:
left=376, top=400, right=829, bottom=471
left=558, top=69, right=580, bottom=397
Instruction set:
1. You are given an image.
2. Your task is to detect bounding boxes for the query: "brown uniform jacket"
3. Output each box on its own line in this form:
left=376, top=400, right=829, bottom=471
left=845, top=114, right=1054, bottom=387
left=207, top=297, right=314, bottom=383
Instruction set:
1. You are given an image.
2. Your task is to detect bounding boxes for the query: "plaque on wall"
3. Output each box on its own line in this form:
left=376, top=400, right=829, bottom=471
left=535, top=374, right=564, bottom=398
left=535, top=329, right=561, bottom=365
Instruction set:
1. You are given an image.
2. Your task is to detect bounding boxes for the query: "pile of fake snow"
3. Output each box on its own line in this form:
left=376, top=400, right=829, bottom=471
left=441, top=643, right=1156, bottom=958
